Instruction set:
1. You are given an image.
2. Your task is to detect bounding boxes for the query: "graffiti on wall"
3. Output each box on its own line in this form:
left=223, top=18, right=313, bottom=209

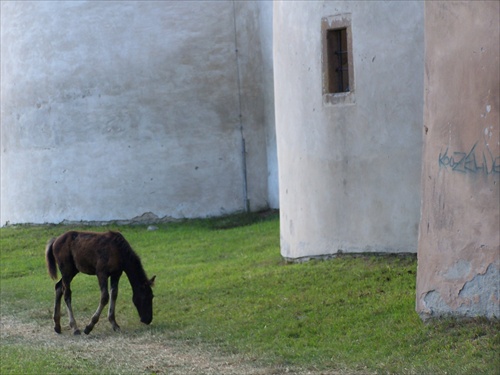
left=439, top=141, right=500, bottom=175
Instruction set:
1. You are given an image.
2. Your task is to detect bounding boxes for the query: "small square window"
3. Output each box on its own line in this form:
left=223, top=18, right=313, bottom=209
left=322, top=14, right=355, bottom=105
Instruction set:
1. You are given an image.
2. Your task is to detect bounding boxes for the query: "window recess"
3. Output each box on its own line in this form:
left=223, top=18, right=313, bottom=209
left=322, top=14, right=355, bottom=105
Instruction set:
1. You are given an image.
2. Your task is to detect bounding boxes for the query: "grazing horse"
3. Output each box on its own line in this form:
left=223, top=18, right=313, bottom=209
left=45, top=230, right=155, bottom=335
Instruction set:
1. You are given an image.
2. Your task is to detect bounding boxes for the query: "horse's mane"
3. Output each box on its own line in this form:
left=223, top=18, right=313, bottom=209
left=111, top=231, right=149, bottom=284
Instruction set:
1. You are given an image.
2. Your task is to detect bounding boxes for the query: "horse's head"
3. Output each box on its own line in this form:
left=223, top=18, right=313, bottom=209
left=133, top=276, right=155, bottom=325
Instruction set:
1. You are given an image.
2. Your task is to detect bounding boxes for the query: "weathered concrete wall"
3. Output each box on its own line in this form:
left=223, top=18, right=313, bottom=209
left=416, top=1, right=500, bottom=319
left=234, top=0, right=278, bottom=210
left=274, top=1, right=424, bottom=259
left=0, top=1, right=276, bottom=225
left=256, top=1, right=279, bottom=209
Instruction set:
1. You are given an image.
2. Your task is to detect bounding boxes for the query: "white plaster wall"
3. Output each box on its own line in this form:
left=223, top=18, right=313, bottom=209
left=1, top=1, right=276, bottom=225
left=234, top=0, right=278, bottom=210
left=274, top=1, right=424, bottom=259
left=257, top=1, right=279, bottom=209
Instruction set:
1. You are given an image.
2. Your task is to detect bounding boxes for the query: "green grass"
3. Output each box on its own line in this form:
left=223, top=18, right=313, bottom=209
left=1, top=212, right=499, bottom=374
left=0, top=345, right=99, bottom=375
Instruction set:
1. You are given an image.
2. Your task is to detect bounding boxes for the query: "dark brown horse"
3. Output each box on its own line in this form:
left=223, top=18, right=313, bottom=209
left=45, top=230, right=155, bottom=335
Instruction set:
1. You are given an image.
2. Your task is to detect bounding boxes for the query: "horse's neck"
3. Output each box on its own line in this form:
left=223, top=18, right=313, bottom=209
left=123, top=259, right=147, bottom=291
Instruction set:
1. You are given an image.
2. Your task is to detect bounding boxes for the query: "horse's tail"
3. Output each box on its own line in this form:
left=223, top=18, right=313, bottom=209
left=45, top=237, right=58, bottom=280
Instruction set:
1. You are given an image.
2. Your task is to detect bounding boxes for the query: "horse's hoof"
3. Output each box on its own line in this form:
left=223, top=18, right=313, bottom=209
left=84, top=326, right=92, bottom=335
left=112, top=325, right=121, bottom=332
left=54, top=326, right=61, bottom=334
left=73, top=329, right=81, bottom=336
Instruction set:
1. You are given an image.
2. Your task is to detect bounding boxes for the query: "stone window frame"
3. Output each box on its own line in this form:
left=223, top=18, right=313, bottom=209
left=322, top=14, right=355, bottom=106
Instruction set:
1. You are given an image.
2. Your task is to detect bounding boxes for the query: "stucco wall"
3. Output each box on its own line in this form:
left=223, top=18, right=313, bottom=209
left=274, top=1, right=424, bottom=259
left=233, top=0, right=278, bottom=211
left=416, top=1, right=500, bottom=319
left=0, top=1, right=276, bottom=225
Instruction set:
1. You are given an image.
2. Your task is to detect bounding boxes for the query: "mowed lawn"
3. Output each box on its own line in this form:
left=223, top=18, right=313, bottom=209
left=1, top=212, right=499, bottom=374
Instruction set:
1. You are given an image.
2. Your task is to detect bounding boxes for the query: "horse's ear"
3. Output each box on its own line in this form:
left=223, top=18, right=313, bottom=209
left=149, top=275, right=156, bottom=287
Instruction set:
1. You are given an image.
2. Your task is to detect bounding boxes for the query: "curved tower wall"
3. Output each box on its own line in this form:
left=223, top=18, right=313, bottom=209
left=1, top=1, right=276, bottom=225
left=274, top=1, right=424, bottom=259
left=416, top=1, right=499, bottom=319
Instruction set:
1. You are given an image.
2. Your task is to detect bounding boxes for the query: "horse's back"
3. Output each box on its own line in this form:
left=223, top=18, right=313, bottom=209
left=53, top=230, right=127, bottom=276
left=54, top=230, right=123, bottom=246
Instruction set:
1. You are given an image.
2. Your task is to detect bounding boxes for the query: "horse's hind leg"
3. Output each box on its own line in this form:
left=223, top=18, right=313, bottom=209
left=53, top=279, right=63, bottom=334
left=108, top=273, right=121, bottom=331
left=62, top=277, right=81, bottom=335
left=84, top=274, right=109, bottom=335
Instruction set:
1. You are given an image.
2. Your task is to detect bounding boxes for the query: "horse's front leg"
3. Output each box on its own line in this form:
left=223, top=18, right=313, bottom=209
left=108, top=273, right=122, bottom=331
left=84, top=274, right=109, bottom=335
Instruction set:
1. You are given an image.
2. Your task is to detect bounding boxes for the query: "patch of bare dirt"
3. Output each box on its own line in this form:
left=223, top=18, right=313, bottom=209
left=1, top=315, right=354, bottom=375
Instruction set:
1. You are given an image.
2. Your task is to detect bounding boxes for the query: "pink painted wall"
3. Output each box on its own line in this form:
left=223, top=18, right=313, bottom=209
left=417, top=1, right=499, bottom=318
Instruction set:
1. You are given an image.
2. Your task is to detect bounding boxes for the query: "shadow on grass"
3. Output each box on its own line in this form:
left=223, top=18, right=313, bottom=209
left=207, top=210, right=279, bottom=230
